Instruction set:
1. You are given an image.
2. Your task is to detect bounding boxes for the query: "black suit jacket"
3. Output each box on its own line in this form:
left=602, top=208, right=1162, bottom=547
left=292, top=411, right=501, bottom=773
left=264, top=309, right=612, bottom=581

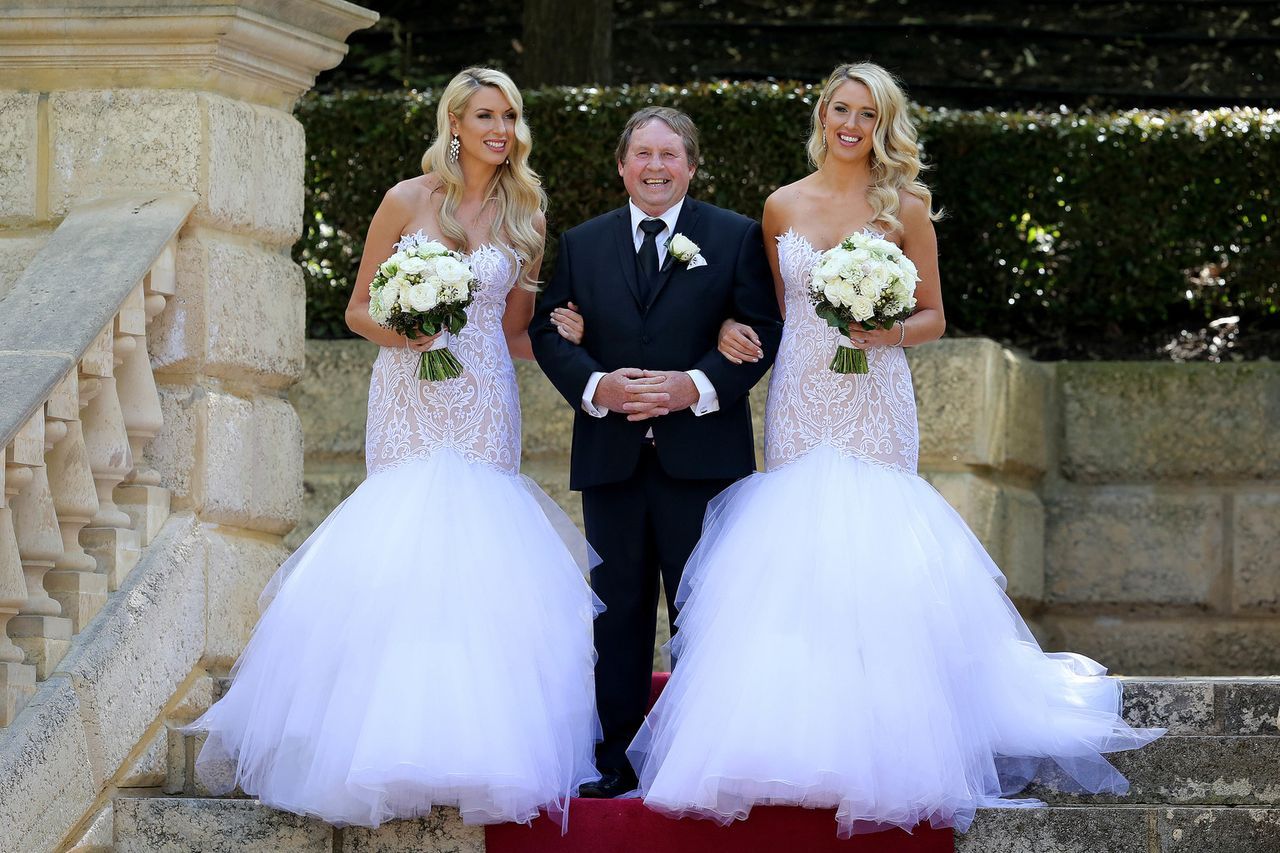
left=532, top=197, right=783, bottom=491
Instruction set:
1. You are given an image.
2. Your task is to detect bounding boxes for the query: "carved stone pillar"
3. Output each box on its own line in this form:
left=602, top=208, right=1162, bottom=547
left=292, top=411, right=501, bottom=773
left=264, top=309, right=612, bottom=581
left=116, top=272, right=173, bottom=546
left=0, top=455, right=37, bottom=725
left=8, top=412, right=74, bottom=678
left=79, top=327, right=141, bottom=590
left=43, top=370, right=108, bottom=631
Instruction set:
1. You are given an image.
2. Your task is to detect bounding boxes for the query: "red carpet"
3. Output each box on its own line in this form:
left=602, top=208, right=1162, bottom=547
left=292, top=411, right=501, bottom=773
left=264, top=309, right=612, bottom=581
left=485, top=674, right=954, bottom=852
left=486, top=799, right=953, bottom=852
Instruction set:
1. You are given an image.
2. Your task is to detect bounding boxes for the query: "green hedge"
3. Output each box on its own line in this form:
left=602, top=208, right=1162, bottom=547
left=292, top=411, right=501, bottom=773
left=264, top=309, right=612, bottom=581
left=297, top=84, right=1277, bottom=358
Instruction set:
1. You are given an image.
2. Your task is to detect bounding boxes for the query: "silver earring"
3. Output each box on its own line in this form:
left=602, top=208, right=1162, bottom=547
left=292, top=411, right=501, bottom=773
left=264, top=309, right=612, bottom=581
left=448, top=134, right=460, bottom=163
left=820, top=123, right=827, bottom=148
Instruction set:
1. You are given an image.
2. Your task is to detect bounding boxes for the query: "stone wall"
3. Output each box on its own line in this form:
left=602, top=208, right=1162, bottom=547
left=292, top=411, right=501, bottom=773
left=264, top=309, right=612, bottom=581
left=0, top=83, right=312, bottom=849
left=1038, top=363, right=1280, bottom=674
left=0, top=88, right=307, bottom=853
left=293, top=338, right=1280, bottom=675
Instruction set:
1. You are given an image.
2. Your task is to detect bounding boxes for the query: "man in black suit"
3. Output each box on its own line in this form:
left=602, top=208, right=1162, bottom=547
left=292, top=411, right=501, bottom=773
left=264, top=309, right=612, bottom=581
left=531, top=106, right=782, bottom=797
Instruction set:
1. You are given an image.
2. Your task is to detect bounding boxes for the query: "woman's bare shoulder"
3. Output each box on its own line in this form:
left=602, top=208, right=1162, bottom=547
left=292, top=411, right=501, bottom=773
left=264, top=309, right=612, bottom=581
left=895, top=189, right=934, bottom=234
left=764, top=175, right=822, bottom=236
left=766, top=175, right=819, bottom=212
left=385, top=173, right=441, bottom=204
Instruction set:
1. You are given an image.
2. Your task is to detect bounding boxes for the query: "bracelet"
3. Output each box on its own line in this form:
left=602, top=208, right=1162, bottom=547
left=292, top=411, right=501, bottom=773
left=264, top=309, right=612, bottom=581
left=895, top=321, right=907, bottom=347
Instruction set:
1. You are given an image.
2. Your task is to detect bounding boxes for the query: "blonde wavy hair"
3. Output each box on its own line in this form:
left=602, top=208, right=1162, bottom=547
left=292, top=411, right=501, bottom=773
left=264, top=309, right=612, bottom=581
left=421, top=67, right=547, bottom=289
left=806, top=63, right=940, bottom=233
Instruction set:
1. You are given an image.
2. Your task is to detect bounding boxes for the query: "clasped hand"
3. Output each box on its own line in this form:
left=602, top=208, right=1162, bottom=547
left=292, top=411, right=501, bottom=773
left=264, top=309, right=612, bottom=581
left=595, top=368, right=699, bottom=422
left=844, top=324, right=902, bottom=349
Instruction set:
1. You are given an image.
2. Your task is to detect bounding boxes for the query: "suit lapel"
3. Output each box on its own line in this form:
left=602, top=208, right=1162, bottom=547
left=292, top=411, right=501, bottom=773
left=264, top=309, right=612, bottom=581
left=646, top=197, right=701, bottom=311
left=611, top=206, right=645, bottom=310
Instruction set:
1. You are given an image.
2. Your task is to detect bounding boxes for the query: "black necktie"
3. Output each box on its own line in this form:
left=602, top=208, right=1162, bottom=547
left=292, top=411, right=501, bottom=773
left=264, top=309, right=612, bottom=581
left=637, top=218, right=665, bottom=304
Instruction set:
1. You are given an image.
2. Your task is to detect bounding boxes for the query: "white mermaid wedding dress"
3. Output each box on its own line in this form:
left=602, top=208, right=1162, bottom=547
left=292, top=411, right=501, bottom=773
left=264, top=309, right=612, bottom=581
left=188, top=238, right=601, bottom=829
left=628, top=229, right=1164, bottom=836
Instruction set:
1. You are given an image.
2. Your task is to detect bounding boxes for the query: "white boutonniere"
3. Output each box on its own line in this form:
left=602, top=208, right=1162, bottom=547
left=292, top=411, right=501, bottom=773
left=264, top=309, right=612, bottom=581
left=667, top=233, right=706, bottom=269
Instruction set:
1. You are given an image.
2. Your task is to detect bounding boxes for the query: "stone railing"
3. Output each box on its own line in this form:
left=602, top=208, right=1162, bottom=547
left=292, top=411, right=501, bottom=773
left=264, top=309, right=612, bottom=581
left=0, top=193, right=193, bottom=728
left=292, top=338, right=1280, bottom=675
left=0, top=4, right=376, bottom=850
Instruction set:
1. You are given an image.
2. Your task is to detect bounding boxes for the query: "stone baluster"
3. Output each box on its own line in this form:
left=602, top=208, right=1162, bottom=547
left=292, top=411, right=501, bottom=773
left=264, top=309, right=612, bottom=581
left=7, top=410, right=73, bottom=679
left=0, top=437, right=37, bottom=725
left=116, top=257, right=173, bottom=544
left=78, top=327, right=141, bottom=591
left=43, top=368, right=107, bottom=632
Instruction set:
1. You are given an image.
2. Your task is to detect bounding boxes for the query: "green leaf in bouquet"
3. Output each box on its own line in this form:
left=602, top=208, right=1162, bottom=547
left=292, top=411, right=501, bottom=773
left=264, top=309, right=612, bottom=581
left=815, top=306, right=845, bottom=330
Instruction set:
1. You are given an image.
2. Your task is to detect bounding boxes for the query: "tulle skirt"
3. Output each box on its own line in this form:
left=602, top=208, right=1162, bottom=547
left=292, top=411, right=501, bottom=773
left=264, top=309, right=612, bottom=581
left=628, top=445, right=1164, bottom=836
left=187, top=450, right=603, bottom=829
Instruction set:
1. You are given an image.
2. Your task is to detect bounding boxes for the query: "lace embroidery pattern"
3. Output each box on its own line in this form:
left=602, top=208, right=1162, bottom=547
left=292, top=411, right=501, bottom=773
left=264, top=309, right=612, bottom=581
left=364, top=242, right=523, bottom=476
left=764, top=228, right=920, bottom=475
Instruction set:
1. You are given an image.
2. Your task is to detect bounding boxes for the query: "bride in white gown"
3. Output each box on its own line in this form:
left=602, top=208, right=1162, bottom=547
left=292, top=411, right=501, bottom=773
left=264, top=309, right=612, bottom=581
left=187, top=68, right=601, bottom=830
left=627, top=62, right=1164, bottom=837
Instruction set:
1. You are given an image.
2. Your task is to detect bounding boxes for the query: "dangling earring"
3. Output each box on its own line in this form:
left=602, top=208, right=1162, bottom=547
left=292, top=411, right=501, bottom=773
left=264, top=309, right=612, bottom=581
left=448, top=134, right=460, bottom=163
left=820, top=123, right=827, bottom=148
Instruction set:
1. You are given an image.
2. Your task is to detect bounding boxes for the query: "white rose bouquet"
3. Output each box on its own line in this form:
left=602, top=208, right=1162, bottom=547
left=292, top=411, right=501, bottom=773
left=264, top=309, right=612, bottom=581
left=368, top=234, right=477, bottom=381
left=809, top=231, right=919, bottom=375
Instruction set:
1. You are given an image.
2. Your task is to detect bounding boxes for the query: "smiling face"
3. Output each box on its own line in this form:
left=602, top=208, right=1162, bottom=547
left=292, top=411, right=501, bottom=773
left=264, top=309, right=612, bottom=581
left=821, top=80, right=879, bottom=164
left=618, top=119, right=697, bottom=217
left=450, top=85, right=516, bottom=167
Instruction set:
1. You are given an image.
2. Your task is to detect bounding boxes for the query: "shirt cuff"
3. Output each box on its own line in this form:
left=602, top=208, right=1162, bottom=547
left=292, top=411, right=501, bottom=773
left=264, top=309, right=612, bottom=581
left=686, top=369, right=720, bottom=416
left=581, top=371, right=609, bottom=417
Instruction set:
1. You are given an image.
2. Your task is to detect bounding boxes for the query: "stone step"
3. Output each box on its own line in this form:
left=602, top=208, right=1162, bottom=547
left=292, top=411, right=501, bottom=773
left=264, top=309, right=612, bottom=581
left=1121, top=676, right=1280, bottom=735
left=1029, top=735, right=1280, bottom=805
left=114, top=798, right=1280, bottom=853
left=114, top=796, right=483, bottom=852
left=160, top=732, right=1280, bottom=812
left=958, top=805, right=1280, bottom=853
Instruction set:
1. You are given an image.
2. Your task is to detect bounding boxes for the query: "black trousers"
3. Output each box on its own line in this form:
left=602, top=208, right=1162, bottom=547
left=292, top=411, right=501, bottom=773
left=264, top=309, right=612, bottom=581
left=582, top=444, right=736, bottom=775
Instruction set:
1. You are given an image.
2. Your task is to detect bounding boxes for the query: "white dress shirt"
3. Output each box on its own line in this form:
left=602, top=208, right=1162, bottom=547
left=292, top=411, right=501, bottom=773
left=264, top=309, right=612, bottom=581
left=580, top=198, right=720, bottom=424
left=628, top=197, right=682, bottom=266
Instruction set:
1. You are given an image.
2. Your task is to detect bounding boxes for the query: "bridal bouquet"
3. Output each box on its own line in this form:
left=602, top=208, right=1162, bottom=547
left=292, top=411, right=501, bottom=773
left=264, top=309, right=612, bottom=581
left=809, top=232, right=919, bottom=375
left=368, top=236, right=477, bottom=381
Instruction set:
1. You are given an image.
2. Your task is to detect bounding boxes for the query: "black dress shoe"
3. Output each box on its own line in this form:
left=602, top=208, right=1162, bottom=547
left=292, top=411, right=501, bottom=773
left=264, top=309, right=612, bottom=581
left=578, top=771, right=638, bottom=799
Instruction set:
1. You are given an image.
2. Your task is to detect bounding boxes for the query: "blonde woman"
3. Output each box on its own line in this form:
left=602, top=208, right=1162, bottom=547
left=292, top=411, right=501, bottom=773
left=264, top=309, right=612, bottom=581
left=628, top=63, right=1164, bottom=836
left=188, top=68, right=601, bottom=830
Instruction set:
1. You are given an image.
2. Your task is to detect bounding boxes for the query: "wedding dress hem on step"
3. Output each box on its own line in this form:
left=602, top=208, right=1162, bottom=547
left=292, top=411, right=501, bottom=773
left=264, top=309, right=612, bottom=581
left=188, top=450, right=603, bottom=829
left=629, top=446, right=1163, bottom=836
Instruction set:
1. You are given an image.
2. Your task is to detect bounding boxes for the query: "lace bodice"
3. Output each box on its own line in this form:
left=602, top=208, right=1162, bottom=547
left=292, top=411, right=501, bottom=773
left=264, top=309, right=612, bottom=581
left=365, top=241, right=522, bottom=475
left=764, top=229, right=919, bottom=474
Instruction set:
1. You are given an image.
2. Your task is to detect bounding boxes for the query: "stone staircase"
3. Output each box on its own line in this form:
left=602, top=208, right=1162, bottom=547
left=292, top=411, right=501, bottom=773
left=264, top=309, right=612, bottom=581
left=960, top=677, right=1280, bottom=852
left=103, top=676, right=1280, bottom=852
left=0, top=6, right=380, bottom=851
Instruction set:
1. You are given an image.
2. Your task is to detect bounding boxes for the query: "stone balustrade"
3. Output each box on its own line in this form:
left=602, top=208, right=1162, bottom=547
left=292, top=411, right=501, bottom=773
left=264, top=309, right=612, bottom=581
left=0, top=194, right=192, bottom=724
left=0, top=4, right=377, bottom=850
